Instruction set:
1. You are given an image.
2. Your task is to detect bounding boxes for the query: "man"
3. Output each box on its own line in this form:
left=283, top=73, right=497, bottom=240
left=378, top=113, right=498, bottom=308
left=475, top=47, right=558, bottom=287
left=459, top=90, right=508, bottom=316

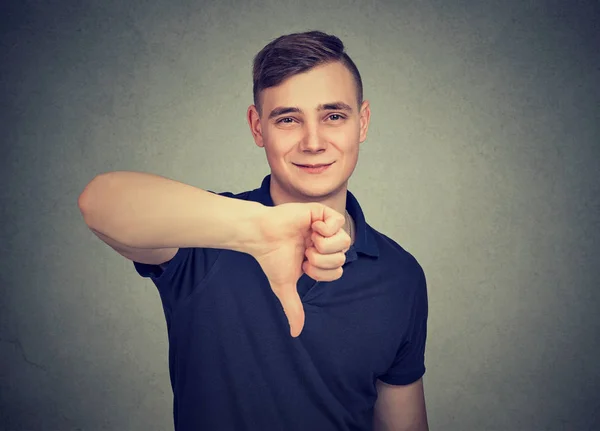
left=78, top=31, right=429, bottom=431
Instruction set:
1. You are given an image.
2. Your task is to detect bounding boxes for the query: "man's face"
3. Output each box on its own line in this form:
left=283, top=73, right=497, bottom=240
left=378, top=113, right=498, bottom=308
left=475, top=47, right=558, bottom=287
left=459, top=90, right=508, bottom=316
left=247, top=61, right=371, bottom=202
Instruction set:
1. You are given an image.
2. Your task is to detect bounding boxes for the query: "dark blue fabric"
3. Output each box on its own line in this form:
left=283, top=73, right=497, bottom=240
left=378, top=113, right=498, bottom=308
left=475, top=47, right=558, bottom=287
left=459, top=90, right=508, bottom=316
left=133, top=175, right=428, bottom=431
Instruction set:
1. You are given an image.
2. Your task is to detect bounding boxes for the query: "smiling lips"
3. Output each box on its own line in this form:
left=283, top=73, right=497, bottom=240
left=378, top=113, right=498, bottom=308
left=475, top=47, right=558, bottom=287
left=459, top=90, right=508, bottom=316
left=294, top=162, right=334, bottom=168
left=293, top=162, right=334, bottom=174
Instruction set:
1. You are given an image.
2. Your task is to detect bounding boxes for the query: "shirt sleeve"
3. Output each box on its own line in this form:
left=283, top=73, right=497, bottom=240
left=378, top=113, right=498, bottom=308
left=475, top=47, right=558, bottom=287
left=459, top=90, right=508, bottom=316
left=379, top=265, right=429, bottom=386
left=133, top=246, right=221, bottom=306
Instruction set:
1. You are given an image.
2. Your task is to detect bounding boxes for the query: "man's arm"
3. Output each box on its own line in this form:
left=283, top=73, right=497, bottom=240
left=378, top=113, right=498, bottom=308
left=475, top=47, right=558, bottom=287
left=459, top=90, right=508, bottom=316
left=373, top=378, right=429, bottom=431
left=78, top=171, right=267, bottom=257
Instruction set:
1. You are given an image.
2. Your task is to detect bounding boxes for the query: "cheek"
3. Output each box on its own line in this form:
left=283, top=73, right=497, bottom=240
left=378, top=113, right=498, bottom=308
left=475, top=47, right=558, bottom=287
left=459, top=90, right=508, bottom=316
left=265, top=129, right=300, bottom=153
left=326, top=125, right=359, bottom=146
left=262, top=140, right=289, bottom=167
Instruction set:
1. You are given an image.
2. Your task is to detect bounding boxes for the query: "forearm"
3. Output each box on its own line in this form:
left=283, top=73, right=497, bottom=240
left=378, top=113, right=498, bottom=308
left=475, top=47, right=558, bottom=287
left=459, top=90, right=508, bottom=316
left=78, top=171, right=267, bottom=254
left=373, top=379, right=429, bottom=431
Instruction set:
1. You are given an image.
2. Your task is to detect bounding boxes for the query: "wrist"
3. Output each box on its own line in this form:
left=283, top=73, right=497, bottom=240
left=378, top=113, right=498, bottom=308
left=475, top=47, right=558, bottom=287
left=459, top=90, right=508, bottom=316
left=229, top=201, right=269, bottom=256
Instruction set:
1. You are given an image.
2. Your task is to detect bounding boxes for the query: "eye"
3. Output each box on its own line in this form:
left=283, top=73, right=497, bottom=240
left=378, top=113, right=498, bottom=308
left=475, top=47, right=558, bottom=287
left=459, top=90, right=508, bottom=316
left=328, top=113, right=345, bottom=121
left=276, top=117, right=296, bottom=124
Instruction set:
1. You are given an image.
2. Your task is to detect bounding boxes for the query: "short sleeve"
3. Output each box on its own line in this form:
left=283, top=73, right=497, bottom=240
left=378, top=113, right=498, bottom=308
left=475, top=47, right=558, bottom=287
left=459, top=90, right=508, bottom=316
left=133, top=247, right=221, bottom=306
left=379, top=265, right=429, bottom=385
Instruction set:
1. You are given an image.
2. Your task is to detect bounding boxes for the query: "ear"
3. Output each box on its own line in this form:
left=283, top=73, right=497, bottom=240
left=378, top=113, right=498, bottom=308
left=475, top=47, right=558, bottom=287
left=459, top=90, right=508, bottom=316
left=247, top=105, right=264, bottom=148
left=358, top=100, right=371, bottom=144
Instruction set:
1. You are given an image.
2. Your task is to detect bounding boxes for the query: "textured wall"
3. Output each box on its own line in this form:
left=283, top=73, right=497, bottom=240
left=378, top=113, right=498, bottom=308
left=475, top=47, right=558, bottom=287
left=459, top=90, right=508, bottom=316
left=1, top=0, right=599, bottom=430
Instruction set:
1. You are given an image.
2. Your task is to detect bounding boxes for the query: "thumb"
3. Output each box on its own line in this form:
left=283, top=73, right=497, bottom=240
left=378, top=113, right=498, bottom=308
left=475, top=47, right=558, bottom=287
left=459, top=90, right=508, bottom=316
left=270, top=282, right=305, bottom=337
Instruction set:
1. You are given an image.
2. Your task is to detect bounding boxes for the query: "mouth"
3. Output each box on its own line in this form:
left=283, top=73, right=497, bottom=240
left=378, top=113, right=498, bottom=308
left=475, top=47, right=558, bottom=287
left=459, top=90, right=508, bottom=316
left=293, top=162, right=335, bottom=174
left=293, top=162, right=334, bottom=168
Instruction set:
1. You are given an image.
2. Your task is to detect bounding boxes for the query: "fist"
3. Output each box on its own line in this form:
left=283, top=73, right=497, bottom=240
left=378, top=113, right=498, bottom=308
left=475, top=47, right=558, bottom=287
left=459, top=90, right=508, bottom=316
left=250, top=202, right=351, bottom=337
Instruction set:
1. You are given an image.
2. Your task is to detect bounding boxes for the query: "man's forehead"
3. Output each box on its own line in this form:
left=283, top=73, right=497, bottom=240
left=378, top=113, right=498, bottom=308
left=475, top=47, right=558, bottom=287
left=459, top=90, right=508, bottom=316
left=261, top=81, right=356, bottom=111
left=258, top=62, right=359, bottom=113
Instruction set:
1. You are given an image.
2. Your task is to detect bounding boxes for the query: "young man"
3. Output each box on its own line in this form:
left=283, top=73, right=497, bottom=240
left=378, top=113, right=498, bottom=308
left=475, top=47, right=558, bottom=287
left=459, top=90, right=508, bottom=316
left=78, top=31, right=429, bottom=431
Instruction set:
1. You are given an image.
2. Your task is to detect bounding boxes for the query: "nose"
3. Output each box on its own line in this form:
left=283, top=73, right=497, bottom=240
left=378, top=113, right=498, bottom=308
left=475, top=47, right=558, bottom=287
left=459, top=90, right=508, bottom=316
left=300, top=124, right=326, bottom=153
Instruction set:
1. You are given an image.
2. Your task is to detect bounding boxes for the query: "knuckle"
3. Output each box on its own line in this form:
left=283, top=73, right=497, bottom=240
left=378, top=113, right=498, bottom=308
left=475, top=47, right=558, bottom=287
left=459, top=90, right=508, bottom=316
left=326, top=255, right=342, bottom=270
left=302, top=260, right=311, bottom=274
left=305, top=247, right=315, bottom=259
left=313, top=238, right=325, bottom=253
left=329, top=267, right=343, bottom=281
left=319, top=272, right=331, bottom=283
left=308, top=252, right=323, bottom=267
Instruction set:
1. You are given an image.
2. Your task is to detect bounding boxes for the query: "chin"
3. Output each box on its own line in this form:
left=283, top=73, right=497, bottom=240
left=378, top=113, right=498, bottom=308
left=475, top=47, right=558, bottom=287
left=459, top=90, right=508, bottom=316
left=270, top=167, right=349, bottom=201
left=293, top=180, right=346, bottom=200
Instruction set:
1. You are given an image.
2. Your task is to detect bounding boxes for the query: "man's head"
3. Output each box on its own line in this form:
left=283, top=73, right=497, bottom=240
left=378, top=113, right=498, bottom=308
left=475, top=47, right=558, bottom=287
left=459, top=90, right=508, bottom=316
left=247, top=31, right=371, bottom=208
left=252, top=31, right=363, bottom=115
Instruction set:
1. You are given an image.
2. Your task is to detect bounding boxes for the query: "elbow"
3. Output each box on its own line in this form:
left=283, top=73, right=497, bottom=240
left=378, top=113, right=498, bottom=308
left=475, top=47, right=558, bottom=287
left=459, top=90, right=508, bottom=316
left=77, top=187, right=91, bottom=216
left=77, top=172, right=114, bottom=226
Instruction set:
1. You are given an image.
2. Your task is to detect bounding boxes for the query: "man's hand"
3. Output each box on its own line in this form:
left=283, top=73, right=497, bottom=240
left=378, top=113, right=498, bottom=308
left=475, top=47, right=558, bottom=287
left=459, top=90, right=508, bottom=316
left=249, top=203, right=351, bottom=337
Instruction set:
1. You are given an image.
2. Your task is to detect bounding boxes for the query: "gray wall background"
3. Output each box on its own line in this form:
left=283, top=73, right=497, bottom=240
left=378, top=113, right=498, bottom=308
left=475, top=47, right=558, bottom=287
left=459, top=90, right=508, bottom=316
left=1, top=0, right=599, bottom=430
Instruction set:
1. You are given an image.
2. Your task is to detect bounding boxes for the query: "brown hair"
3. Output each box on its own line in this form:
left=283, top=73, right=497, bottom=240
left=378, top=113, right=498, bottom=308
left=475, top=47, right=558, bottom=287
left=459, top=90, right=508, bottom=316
left=252, top=30, right=363, bottom=114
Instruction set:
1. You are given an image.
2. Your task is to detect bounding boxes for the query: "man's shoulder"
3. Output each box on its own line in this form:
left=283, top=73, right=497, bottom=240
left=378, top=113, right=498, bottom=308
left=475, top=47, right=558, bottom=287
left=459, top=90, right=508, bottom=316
left=212, top=180, right=270, bottom=206
left=211, top=189, right=254, bottom=201
left=217, top=190, right=252, bottom=199
left=367, top=224, right=424, bottom=279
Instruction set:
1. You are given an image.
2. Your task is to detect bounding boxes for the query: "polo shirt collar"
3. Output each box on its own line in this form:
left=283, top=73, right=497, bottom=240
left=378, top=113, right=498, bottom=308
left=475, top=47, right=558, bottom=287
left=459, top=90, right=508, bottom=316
left=249, top=175, right=379, bottom=258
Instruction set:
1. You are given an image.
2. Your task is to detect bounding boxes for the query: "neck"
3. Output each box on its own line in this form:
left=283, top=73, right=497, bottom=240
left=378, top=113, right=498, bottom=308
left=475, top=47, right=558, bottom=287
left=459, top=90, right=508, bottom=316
left=269, top=178, right=347, bottom=215
left=268, top=175, right=354, bottom=243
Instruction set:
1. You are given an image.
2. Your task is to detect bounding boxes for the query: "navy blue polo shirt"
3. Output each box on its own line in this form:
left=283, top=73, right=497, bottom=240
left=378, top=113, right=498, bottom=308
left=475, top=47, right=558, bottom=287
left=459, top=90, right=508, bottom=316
left=133, top=175, right=428, bottom=431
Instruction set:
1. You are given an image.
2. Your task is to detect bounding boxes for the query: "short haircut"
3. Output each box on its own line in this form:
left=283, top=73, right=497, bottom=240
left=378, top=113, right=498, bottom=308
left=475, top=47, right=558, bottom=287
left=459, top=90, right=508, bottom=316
left=252, top=30, right=363, bottom=115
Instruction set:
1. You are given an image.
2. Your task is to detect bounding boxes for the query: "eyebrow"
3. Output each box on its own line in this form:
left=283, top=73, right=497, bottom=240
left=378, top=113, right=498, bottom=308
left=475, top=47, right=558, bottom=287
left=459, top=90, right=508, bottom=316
left=267, top=102, right=354, bottom=120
